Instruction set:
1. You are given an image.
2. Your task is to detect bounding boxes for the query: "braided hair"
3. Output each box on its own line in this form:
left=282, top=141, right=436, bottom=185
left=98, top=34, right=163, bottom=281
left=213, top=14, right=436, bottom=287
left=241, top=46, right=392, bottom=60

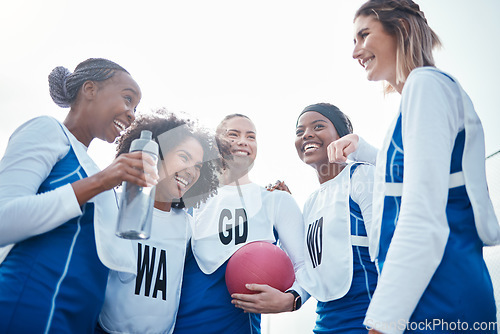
left=48, top=58, right=129, bottom=108
left=355, top=0, right=441, bottom=93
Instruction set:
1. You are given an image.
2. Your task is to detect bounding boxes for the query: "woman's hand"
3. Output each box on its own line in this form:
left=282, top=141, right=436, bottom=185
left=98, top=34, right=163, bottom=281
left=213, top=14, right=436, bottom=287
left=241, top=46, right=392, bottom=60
left=72, top=151, right=159, bottom=205
left=96, top=151, right=159, bottom=190
left=231, top=284, right=295, bottom=314
left=265, top=180, right=291, bottom=194
left=327, top=133, right=359, bottom=163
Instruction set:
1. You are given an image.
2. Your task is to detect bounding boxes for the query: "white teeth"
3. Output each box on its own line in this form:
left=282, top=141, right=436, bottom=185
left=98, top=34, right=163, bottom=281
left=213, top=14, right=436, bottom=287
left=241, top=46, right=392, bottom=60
left=363, top=57, right=373, bottom=68
left=113, top=120, right=126, bottom=132
left=175, top=176, right=189, bottom=187
left=303, top=143, right=320, bottom=152
left=234, top=150, right=249, bottom=156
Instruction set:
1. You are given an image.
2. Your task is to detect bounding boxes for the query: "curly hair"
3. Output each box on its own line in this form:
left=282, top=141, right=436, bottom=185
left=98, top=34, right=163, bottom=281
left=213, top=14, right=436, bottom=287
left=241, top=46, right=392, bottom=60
left=116, top=108, right=221, bottom=209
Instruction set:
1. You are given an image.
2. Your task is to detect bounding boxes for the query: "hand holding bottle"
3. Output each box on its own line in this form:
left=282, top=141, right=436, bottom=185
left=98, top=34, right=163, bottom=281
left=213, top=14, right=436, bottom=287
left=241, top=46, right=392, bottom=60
left=116, top=130, right=159, bottom=240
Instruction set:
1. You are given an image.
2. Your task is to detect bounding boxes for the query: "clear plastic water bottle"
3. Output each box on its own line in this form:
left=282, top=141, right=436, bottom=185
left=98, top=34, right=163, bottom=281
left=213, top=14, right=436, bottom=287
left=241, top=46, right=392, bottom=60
left=116, top=130, right=158, bottom=240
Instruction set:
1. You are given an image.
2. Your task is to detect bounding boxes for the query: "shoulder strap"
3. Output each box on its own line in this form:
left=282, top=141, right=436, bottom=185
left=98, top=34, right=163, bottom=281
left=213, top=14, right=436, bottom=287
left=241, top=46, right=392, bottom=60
left=349, top=162, right=363, bottom=178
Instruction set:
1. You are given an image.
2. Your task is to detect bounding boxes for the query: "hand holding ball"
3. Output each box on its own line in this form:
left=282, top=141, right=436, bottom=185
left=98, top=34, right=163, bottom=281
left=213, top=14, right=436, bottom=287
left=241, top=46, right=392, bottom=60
left=225, top=241, right=295, bottom=295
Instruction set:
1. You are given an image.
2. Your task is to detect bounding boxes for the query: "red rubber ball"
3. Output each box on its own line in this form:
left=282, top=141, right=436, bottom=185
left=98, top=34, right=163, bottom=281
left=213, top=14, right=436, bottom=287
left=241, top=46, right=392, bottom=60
left=225, top=241, right=295, bottom=295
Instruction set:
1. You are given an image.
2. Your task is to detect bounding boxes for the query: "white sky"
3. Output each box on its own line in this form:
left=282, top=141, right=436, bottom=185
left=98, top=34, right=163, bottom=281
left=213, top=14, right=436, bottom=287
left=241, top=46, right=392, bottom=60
left=1, top=1, right=499, bottom=332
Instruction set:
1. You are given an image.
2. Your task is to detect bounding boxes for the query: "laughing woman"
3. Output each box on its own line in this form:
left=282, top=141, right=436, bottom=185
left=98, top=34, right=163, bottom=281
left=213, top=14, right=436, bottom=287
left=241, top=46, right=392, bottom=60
left=174, top=114, right=307, bottom=334
left=294, top=103, right=378, bottom=334
left=0, top=58, right=157, bottom=333
left=329, top=1, right=500, bottom=333
left=97, top=111, right=220, bottom=334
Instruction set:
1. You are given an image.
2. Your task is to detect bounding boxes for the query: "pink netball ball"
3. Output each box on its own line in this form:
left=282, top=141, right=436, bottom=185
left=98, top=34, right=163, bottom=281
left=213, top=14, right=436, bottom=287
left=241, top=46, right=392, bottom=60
left=225, top=241, right=295, bottom=295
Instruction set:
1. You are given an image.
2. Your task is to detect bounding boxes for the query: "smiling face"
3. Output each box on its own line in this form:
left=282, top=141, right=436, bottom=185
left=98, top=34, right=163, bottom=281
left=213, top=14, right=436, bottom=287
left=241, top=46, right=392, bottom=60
left=295, top=111, right=340, bottom=170
left=352, top=15, right=401, bottom=92
left=220, top=116, right=257, bottom=172
left=157, top=136, right=204, bottom=202
left=89, top=71, right=142, bottom=143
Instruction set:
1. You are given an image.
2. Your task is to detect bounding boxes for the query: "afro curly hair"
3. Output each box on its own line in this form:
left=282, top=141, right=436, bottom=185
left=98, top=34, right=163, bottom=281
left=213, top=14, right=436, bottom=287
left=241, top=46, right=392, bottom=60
left=116, top=108, right=221, bottom=209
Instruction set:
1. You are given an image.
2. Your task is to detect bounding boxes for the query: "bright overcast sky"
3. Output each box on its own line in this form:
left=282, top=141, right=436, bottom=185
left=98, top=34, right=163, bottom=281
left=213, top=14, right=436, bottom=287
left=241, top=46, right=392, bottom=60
left=1, top=0, right=499, bottom=332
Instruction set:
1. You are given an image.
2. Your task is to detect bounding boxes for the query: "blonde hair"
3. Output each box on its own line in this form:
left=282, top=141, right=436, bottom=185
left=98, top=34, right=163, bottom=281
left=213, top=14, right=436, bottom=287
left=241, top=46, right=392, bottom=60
left=355, top=0, right=442, bottom=93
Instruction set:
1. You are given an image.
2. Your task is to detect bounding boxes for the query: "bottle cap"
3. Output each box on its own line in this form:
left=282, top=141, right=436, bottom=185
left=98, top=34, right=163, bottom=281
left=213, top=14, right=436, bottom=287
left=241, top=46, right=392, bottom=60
left=129, top=130, right=159, bottom=156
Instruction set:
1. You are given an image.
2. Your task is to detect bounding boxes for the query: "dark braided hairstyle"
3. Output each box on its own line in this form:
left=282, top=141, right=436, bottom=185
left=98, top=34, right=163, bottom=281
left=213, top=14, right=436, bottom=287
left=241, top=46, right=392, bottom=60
left=48, top=58, right=129, bottom=108
left=116, top=108, right=221, bottom=209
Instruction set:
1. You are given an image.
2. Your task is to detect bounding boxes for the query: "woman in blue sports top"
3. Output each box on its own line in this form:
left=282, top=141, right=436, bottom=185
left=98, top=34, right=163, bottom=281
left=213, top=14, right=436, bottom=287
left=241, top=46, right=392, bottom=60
left=174, top=114, right=307, bottom=334
left=329, top=1, right=500, bottom=333
left=0, top=58, right=158, bottom=333
left=266, top=103, right=378, bottom=333
left=295, top=103, right=378, bottom=334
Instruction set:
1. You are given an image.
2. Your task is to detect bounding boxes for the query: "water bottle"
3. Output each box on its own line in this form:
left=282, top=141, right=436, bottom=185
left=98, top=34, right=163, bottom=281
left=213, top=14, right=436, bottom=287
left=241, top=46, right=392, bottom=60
left=116, top=130, right=158, bottom=240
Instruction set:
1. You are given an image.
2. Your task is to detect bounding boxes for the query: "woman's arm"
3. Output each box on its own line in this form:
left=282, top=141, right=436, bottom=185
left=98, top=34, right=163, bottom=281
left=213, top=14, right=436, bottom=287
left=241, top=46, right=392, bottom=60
left=0, top=117, right=157, bottom=246
left=71, top=150, right=157, bottom=206
left=328, top=134, right=378, bottom=165
left=0, top=117, right=82, bottom=246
